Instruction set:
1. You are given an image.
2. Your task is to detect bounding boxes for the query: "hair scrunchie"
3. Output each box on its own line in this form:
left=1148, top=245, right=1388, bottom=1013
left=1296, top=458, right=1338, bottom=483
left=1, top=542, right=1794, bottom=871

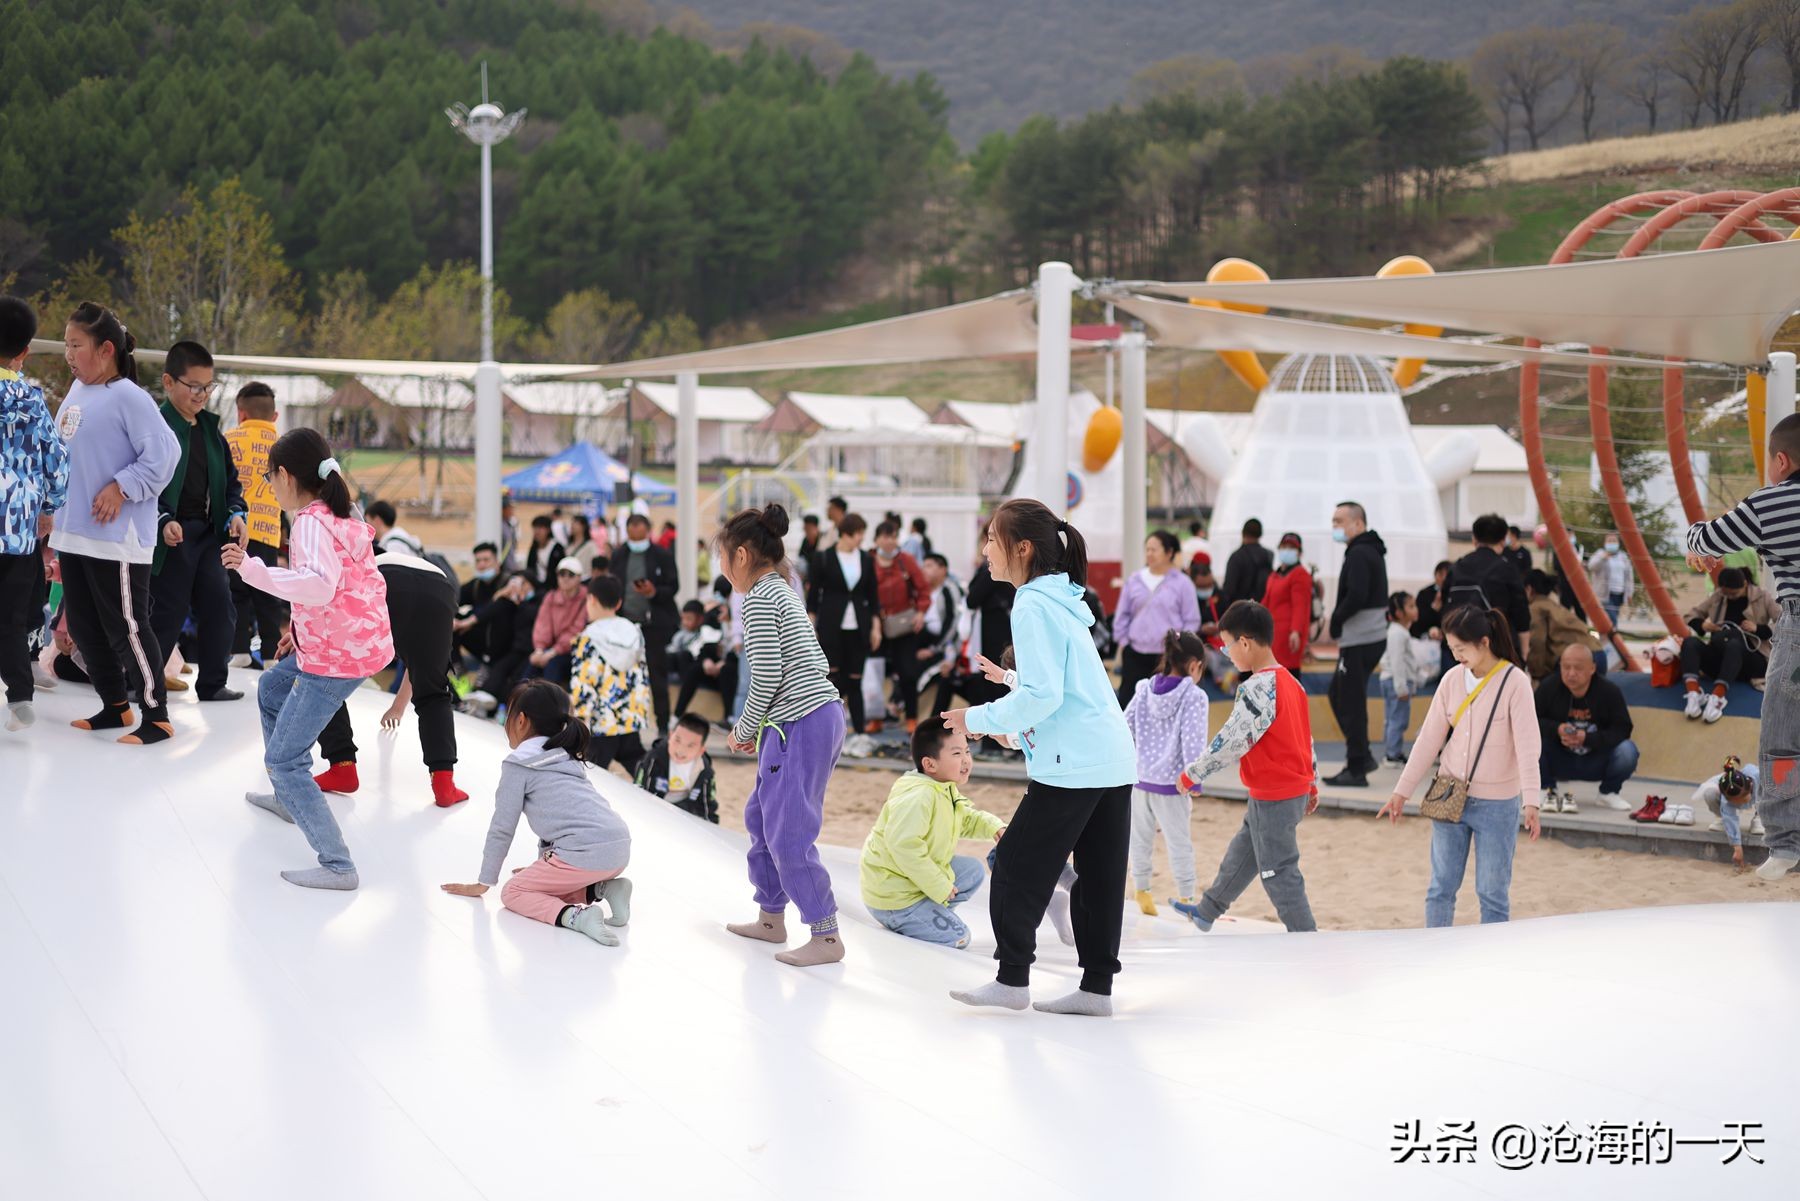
left=318, top=456, right=341, bottom=480
left=1056, top=519, right=1069, bottom=534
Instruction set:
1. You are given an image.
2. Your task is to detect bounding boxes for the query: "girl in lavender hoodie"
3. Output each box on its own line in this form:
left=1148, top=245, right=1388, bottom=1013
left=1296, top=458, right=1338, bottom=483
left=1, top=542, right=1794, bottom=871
left=1113, top=530, right=1199, bottom=705
left=1123, top=631, right=1211, bottom=916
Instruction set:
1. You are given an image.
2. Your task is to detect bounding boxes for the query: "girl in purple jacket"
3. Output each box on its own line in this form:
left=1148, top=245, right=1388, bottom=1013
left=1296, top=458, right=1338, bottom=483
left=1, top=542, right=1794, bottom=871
left=1122, top=631, right=1210, bottom=916
left=1113, top=530, right=1200, bottom=705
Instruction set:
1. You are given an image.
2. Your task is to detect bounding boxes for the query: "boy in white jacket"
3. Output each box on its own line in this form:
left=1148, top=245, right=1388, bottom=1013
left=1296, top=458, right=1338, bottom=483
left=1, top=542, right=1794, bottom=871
left=571, top=575, right=652, bottom=774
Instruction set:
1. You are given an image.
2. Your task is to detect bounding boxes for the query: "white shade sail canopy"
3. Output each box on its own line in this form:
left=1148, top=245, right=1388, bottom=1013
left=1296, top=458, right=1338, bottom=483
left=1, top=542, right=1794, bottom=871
left=1110, top=294, right=1675, bottom=370
left=1132, top=239, right=1800, bottom=366
left=27, top=339, right=593, bottom=382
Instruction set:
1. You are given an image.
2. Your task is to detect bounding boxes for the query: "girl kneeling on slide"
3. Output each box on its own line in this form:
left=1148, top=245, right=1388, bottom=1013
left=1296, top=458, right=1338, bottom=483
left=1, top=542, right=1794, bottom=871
left=442, top=679, right=633, bottom=945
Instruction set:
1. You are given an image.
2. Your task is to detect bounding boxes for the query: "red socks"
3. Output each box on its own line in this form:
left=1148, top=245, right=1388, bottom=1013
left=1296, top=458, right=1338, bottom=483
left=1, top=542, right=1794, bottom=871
left=432, top=770, right=469, bottom=808
left=1684, top=679, right=1701, bottom=694
left=1712, top=683, right=1728, bottom=698
left=314, top=761, right=360, bottom=794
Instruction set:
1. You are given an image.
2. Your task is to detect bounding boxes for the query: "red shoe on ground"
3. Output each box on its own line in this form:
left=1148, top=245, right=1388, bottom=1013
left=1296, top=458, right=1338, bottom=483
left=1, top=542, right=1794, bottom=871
left=1630, top=795, right=1666, bottom=823
left=314, top=761, right=360, bottom=794
left=432, top=770, right=469, bottom=808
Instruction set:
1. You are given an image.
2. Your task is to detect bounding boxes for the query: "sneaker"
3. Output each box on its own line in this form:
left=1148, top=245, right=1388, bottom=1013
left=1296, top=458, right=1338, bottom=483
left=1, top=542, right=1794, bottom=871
left=1597, top=793, right=1633, bottom=811
left=1673, top=804, right=1695, bottom=826
left=1169, top=897, right=1213, bottom=932
left=1709, top=816, right=1727, bottom=832
left=1657, top=802, right=1678, bottom=824
left=1683, top=690, right=1706, bottom=719
left=1559, top=791, right=1578, bottom=815
left=1385, top=755, right=1409, bottom=767
left=1755, top=854, right=1797, bottom=881
left=1703, top=693, right=1728, bottom=723
left=1323, top=768, right=1368, bottom=788
left=1751, top=814, right=1766, bottom=836
left=1631, top=796, right=1666, bottom=823
left=229, top=653, right=252, bottom=668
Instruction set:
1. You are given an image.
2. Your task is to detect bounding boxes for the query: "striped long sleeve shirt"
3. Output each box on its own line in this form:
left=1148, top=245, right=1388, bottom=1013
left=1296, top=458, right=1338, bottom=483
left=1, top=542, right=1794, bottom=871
left=1685, top=478, right=1800, bottom=602
left=731, top=568, right=841, bottom=746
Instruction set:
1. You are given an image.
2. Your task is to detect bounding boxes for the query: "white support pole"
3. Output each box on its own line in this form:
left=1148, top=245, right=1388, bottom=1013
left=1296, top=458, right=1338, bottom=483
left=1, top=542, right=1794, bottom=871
left=473, top=139, right=501, bottom=547
left=1771, top=352, right=1797, bottom=485
left=1120, top=331, right=1148, bottom=578
left=676, top=371, right=700, bottom=601
left=1034, top=262, right=1075, bottom=517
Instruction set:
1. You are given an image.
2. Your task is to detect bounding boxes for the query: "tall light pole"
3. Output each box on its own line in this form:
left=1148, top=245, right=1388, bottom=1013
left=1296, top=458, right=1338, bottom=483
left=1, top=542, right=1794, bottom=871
left=446, top=63, right=524, bottom=547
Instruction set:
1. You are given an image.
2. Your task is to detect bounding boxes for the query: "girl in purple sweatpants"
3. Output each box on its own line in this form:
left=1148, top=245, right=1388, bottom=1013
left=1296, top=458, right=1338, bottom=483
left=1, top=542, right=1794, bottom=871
left=717, top=504, right=849, bottom=967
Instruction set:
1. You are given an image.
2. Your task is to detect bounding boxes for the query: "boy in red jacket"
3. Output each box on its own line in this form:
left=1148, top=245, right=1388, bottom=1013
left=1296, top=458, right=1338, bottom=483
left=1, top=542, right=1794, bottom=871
left=1175, top=600, right=1319, bottom=932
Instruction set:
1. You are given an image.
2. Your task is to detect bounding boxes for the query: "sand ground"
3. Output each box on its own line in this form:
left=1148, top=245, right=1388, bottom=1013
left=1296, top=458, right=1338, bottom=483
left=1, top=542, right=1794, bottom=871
left=666, top=759, right=1799, bottom=931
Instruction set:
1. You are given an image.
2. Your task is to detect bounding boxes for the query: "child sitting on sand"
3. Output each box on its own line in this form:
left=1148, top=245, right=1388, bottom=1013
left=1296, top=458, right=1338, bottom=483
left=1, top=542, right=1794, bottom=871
left=635, top=712, right=719, bottom=822
left=862, top=718, right=1007, bottom=948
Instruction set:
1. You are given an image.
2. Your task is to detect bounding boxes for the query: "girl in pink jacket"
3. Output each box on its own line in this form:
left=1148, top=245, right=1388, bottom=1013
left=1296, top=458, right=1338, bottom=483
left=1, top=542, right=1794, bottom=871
left=223, top=429, right=393, bottom=891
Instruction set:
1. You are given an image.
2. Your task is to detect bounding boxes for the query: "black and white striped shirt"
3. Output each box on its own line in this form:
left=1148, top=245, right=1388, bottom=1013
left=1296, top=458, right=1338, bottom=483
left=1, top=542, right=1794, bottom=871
left=1685, top=477, right=1800, bottom=602
left=731, top=568, right=841, bottom=745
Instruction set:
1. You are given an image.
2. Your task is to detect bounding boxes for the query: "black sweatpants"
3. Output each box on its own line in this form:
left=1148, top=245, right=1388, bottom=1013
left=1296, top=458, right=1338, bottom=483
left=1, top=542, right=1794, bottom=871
left=150, top=519, right=237, bottom=697
left=674, top=645, right=737, bottom=715
left=990, top=780, right=1131, bottom=995
left=1116, top=646, right=1159, bottom=707
left=232, top=540, right=288, bottom=658
left=59, top=551, right=167, bottom=711
left=318, top=563, right=459, bottom=771
left=1329, top=640, right=1383, bottom=774
left=642, top=623, right=673, bottom=735
left=590, top=730, right=646, bottom=775
left=884, top=631, right=928, bottom=719
left=0, top=549, right=48, bottom=704
left=1680, top=630, right=1767, bottom=686
left=821, top=624, right=871, bottom=730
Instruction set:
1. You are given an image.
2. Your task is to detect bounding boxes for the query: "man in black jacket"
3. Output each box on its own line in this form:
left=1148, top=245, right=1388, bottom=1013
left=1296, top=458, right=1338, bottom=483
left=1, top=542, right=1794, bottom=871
left=1449, top=514, right=1533, bottom=661
left=454, top=541, right=509, bottom=669
left=610, top=511, right=679, bottom=735
left=1325, top=500, right=1388, bottom=786
left=1221, top=518, right=1274, bottom=609
left=1537, top=644, right=1638, bottom=809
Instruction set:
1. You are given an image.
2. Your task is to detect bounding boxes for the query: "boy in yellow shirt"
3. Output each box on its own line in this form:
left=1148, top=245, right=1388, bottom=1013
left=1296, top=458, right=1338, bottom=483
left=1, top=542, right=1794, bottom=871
left=861, top=718, right=1006, bottom=948
left=222, top=382, right=286, bottom=665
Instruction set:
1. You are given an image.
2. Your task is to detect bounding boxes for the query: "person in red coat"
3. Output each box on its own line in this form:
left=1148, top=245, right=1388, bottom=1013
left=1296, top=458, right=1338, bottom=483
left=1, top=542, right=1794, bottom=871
left=1262, top=531, right=1313, bottom=674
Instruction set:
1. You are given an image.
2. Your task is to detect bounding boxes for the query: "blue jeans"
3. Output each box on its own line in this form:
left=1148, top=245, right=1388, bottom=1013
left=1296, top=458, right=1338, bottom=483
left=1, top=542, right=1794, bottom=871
left=1380, top=675, right=1409, bottom=760
left=259, top=655, right=365, bottom=874
left=1539, top=739, right=1639, bottom=795
left=1426, top=795, right=1521, bottom=928
left=868, top=855, right=986, bottom=948
left=1602, top=591, right=1625, bottom=626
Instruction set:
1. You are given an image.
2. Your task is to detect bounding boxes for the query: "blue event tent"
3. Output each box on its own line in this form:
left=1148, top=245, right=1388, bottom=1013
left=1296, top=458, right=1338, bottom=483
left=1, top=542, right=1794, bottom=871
left=501, top=442, right=676, bottom=506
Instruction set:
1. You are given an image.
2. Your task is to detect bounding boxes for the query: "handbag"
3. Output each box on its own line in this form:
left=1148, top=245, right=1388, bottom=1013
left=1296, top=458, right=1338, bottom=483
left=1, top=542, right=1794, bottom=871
left=1419, top=663, right=1511, bottom=824
left=882, top=608, right=922, bottom=639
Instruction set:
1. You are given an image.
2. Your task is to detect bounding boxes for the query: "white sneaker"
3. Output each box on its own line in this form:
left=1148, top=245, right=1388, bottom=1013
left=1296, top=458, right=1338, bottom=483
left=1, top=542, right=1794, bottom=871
left=1560, top=792, right=1578, bottom=815
left=228, top=653, right=252, bottom=668
left=1703, top=693, right=1728, bottom=723
left=1750, top=814, right=1766, bottom=836
left=1598, top=794, right=1633, bottom=811
left=1709, top=816, right=1727, bottom=832
left=1684, top=690, right=1706, bottom=719
left=1672, top=804, right=1694, bottom=826
left=1657, top=803, right=1679, bottom=824
left=1755, top=854, right=1797, bottom=881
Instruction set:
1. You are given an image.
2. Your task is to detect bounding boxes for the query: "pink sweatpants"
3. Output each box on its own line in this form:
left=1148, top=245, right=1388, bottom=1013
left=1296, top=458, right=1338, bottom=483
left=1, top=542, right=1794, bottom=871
left=500, top=854, right=623, bottom=925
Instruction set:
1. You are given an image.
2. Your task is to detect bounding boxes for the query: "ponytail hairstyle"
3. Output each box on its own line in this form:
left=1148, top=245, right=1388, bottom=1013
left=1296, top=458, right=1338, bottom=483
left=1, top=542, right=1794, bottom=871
left=267, top=428, right=353, bottom=519
left=1386, top=590, right=1411, bottom=622
left=67, top=300, right=137, bottom=385
left=718, top=502, right=790, bottom=577
left=1156, top=628, right=1208, bottom=677
left=1719, top=754, right=1753, bottom=800
left=506, top=679, right=592, bottom=762
left=987, top=498, right=1088, bottom=587
left=1440, top=604, right=1522, bottom=669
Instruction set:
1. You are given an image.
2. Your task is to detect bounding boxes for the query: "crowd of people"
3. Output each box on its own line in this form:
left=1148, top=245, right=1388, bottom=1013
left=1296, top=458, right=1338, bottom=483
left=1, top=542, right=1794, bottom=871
left=5, top=294, right=1794, bottom=1017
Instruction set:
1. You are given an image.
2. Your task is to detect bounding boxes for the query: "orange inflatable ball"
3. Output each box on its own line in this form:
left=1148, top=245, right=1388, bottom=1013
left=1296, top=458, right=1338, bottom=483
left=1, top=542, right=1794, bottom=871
left=1205, top=257, right=1270, bottom=314
left=1083, top=405, right=1123, bottom=473
left=1378, top=254, right=1440, bottom=387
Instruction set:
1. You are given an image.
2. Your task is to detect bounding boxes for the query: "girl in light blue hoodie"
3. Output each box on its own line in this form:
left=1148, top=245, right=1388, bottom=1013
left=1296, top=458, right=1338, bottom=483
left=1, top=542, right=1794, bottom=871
left=942, top=499, right=1135, bottom=1018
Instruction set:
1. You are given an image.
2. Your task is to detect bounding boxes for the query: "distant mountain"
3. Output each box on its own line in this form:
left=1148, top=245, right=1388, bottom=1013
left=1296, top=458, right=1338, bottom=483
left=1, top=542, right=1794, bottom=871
left=668, top=0, right=1694, bottom=140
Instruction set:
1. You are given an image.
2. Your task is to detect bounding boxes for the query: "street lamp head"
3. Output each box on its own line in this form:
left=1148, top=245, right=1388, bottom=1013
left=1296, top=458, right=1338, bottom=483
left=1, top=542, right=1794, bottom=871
left=445, top=100, right=525, bottom=147
left=469, top=101, right=504, bottom=123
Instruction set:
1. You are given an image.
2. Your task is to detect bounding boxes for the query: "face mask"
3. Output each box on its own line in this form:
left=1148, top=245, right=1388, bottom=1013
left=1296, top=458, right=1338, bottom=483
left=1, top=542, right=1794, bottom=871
left=1196, top=587, right=1214, bottom=600
left=1604, top=541, right=1619, bottom=554
left=1277, top=548, right=1299, bottom=568
left=877, top=546, right=898, bottom=561
left=627, top=539, right=650, bottom=553
left=1331, top=527, right=1348, bottom=544
left=475, top=568, right=497, bottom=582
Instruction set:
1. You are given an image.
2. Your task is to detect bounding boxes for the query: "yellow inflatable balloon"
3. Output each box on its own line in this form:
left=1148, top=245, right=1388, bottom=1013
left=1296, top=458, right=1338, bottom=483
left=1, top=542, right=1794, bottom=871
left=1083, top=405, right=1123, bottom=473
left=1194, top=257, right=1271, bottom=392
left=1378, top=255, right=1440, bottom=388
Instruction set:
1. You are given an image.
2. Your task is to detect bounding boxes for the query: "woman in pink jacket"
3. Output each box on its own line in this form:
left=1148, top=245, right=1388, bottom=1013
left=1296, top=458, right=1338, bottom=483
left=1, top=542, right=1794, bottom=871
left=1378, top=605, right=1541, bottom=927
left=223, top=429, right=393, bottom=891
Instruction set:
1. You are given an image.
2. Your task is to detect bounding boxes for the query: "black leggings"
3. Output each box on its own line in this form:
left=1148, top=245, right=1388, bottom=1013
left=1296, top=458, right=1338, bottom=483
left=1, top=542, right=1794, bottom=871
left=990, top=780, right=1130, bottom=995
left=319, top=564, right=459, bottom=771
left=821, top=624, right=870, bottom=730
left=1116, top=646, right=1160, bottom=707
left=59, top=552, right=167, bottom=712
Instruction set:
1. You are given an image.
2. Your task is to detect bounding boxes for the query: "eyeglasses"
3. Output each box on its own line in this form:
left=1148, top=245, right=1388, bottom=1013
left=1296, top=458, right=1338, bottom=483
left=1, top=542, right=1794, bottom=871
left=174, top=378, right=222, bottom=400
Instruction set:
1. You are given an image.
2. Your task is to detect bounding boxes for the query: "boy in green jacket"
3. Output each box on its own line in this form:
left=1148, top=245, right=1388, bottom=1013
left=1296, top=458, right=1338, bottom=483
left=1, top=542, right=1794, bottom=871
left=861, top=718, right=1006, bottom=948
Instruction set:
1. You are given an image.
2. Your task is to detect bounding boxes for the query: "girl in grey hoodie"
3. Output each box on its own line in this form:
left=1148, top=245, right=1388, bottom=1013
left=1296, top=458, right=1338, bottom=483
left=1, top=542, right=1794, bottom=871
left=1122, top=631, right=1211, bottom=916
left=442, top=680, right=634, bottom=946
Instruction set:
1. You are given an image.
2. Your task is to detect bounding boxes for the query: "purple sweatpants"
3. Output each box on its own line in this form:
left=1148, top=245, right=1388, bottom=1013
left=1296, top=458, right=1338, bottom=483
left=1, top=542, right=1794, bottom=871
left=743, top=700, right=845, bottom=925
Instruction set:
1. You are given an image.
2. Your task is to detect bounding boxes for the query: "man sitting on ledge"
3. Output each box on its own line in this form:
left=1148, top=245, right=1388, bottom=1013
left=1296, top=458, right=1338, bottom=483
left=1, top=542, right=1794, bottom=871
left=1536, top=644, right=1638, bottom=813
left=1679, top=567, right=1774, bottom=724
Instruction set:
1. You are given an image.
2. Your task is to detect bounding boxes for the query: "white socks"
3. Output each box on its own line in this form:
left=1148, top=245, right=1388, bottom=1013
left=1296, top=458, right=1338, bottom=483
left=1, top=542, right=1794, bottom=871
left=1033, top=989, right=1112, bottom=1018
left=5, top=701, right=33, bottom=731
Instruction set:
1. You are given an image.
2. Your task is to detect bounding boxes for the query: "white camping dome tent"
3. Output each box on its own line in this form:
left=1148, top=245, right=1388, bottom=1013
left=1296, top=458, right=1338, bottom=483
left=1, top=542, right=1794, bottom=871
left=1205, top=354, right=1450, bottom=597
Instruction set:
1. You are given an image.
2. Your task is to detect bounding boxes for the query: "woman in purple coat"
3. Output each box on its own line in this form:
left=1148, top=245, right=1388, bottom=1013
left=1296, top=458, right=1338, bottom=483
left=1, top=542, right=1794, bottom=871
left=1112, top=530, right=1200, bottom=705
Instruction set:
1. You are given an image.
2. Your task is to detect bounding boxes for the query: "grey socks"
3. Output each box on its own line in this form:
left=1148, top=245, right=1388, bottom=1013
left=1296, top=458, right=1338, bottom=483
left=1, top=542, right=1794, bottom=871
left=949, top=980, right=1031, bottom=1011
left=245, top=791, right=296, bottom=824
left=597, top=877, right=632, bottom=927
left=280, top=867, right=359, bottom=891
left=1033, top=989, right=1112, bottom=1018
left=565, top=904, right=620, bottom=946
left=5, top=701, right=34, bottom=731
left=1046, top=891, right=1075, bottom=946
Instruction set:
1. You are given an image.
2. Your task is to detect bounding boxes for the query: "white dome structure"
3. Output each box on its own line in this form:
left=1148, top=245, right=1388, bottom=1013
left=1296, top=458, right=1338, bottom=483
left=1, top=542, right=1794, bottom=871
left=1205, top=353, right=1451, bottom=593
